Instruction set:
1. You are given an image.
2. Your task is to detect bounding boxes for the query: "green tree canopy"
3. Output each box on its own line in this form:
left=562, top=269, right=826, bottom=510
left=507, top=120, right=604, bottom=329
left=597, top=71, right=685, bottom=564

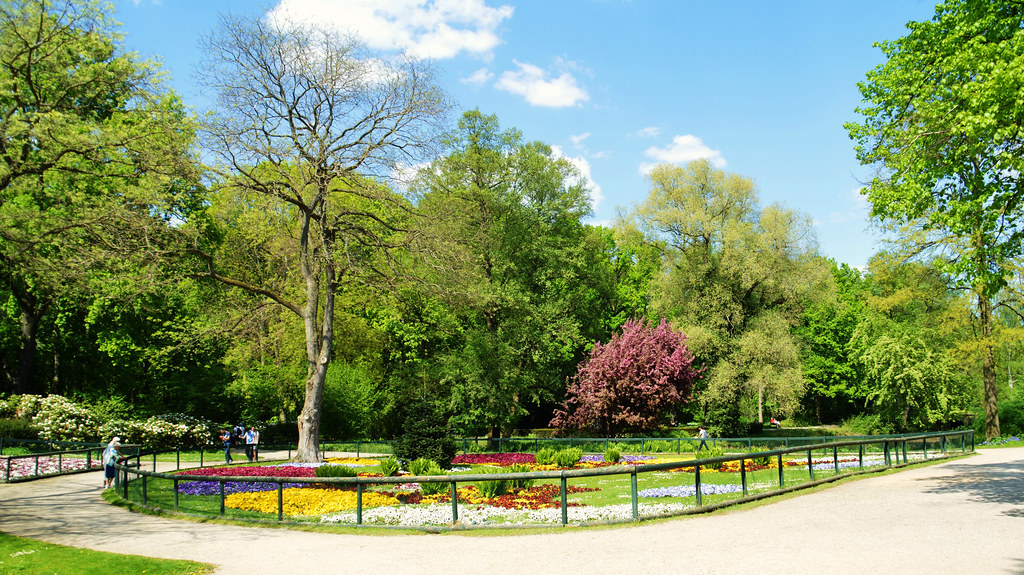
left=846, top=0, right=1024, bottom=438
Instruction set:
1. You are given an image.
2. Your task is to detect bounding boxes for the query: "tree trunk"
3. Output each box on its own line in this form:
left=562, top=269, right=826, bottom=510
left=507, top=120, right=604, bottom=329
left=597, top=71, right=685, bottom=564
left=12, top=291, right=48, bottom=396
left=292, top=209, right=336, bottom=462
left=757, top=385, right=764, bottom=423
left=979, top=292, right=1000, bottom=440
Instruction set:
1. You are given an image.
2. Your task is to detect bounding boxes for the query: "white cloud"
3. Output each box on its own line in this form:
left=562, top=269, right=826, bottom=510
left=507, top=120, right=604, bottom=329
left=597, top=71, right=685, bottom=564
left=462, top=68, right=494, bottom=85
left=639, top=134, right=726, bottom=174
left=828, top=186, right=871, bottom=224
left=495, top=59, right=589, bottom=108
left=552, top=145, right=603, bottom=211
left=267, top=0, right=514, bottom=60
left=570, top=132, right=591, bottom=148
left=635, top=126, right=660, bottom=138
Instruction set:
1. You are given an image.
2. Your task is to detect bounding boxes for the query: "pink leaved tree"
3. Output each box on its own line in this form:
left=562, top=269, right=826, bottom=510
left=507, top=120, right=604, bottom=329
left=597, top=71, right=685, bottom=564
left=551, top=318, right=702, bottom=436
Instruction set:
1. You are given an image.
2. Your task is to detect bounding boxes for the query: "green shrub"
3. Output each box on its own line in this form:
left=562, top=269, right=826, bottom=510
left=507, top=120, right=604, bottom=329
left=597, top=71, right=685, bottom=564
left=839, top=413, right=895, bottom=436
left=0, top=418, right=39, bottom=440
left=504, top=463, right=534, bottom=490
left=603, top=447, right=621, bottom=463
left=693, top=444, right=725, bottom=459
left=475, top=466, right=509, bottom=498
left=646, top=440, right=674, bottom=453
left=392, top=401, right=456, bottom=467
left=314, top=464, right=358, bottom=478
left=378, top=457, right=400, bottom=477
left=748, top=446, right=773, bottom=466
left=408, top=458, right=447, bottom=495
left=554, top=447, right=583, bottom=468
left=408, top=457, right=438, bottom=476
left=535, top=447, right=557, bottom=465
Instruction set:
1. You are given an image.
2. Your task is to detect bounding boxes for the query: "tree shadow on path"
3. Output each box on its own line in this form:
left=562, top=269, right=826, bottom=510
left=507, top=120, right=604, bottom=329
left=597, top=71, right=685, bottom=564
left=919, top=457, right=1024, bottom=517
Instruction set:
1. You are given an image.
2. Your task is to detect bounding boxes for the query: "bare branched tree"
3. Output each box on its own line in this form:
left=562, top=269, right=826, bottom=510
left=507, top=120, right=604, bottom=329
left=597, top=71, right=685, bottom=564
left=192, top=14, right=450, bottom=461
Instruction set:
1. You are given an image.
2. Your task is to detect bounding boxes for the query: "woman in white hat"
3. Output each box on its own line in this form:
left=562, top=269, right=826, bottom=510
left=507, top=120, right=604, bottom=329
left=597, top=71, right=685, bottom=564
left=102, top=437, right=122, bottom=489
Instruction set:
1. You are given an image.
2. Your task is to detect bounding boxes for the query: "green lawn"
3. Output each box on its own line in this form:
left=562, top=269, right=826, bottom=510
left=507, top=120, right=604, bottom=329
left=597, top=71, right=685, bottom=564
left=0, top=531, right=213, bottom=574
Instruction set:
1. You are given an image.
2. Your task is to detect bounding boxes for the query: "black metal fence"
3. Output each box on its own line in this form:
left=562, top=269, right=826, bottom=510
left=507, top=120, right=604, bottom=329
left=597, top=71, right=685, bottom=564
left=112, top=430, right=973, bottom=530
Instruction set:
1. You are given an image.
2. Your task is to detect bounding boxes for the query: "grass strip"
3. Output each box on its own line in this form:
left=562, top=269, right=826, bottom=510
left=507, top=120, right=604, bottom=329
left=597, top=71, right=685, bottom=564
left=0, top=531, right=214, bottom=574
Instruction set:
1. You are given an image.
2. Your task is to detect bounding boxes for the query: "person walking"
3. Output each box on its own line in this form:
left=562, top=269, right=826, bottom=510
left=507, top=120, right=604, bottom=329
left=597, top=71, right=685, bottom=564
left=697, top=426, right=709, bottom=452
left=102, top=437, right=123, bottom=489
left=244, top=426, right=259, bottom=462
left=219, top=428, right=233, bottom=464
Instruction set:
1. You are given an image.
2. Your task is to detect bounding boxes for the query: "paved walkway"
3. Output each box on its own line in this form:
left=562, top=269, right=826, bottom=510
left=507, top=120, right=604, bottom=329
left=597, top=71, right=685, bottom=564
left=1, top=448, right=1022, bottom=575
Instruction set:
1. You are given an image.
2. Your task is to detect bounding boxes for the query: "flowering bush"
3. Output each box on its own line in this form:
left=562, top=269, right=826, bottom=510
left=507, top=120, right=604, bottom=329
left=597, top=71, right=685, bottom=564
left=97, top=414, right=211, bottom=450
left=33, top=396, right=97, bottom=442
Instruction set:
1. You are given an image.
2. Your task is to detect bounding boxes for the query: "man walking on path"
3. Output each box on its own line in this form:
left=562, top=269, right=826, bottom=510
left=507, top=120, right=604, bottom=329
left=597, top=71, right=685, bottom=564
left=697, top=426, right=709, bottom=451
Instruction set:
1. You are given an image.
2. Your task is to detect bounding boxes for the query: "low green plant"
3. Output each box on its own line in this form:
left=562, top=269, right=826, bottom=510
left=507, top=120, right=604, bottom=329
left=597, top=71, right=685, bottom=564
left=647, top=440, right=674, bottom=453
left=475, top=466, right=509, bottom=498
left=554, top=447, right=583, bottom=468
left=693, top=444, right=725, bottom=459
left=314, top=464, right=358, bottom=478
left=535, top=447, right=557, bottom=465
left=748, top=446, right=773, bottom=466
left=603, top=447, right=622, bottom=463
left=504, top=463, right=534, bottom=490
left=378, top=456, right=400, bottom=477
left=408, top=458, right=447, bottom=495
left=408, top=457, right=438, bottom=476
left=0, top=417, right=39, bottom=440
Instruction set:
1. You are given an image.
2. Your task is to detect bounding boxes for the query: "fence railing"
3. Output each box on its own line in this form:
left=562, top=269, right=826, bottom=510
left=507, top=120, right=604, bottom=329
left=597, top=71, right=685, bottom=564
left=1, top=445, right=106, bottom=482
left=112, top=430, right=973, bottom=530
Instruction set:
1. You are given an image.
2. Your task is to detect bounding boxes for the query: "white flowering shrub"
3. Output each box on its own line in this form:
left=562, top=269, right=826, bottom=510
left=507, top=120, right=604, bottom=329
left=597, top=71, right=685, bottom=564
left=33, top=395, right=97, bottom=442
left=98, top=413, right=213, bottom=450
left=0, top=395, right=214, bottom=450
left=0, top=394, right=44, bottom=419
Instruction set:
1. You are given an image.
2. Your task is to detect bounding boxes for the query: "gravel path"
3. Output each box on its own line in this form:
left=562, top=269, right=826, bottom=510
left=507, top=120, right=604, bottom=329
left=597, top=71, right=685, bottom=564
left=1, top=448, right=1022, bottom=575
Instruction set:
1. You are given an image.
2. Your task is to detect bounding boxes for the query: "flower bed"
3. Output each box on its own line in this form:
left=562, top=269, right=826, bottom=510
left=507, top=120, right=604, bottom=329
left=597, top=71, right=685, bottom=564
left=2, top=456, right=100, bottom=481
left=226, top=488, right=400, bottom=516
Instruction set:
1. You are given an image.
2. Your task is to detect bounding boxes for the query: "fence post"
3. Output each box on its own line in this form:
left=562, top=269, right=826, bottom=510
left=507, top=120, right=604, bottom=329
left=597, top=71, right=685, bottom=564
left=142, top=474, right=148, bottom=504
left=152, top=453, right=157, bottom=472
left=200, top=448, right=204, bottom=468
left=740, top=459, right=747, bottom=497
left=694, top=464, right=703, bottom=507
left=777, top=453, right=784, bottom=488
left=858, top=444, right=864, bottom=468
left=219, top=481, right=225, bottom=517
left=34, top=455, right=39, bottom=478
left=630, top=468, right=639, bottom=520
left=450, top=481, right=459, bottom=524
left=356, top=483, right=364, bottom=525
left=807, top=450, right=814, bottom=481
left=833, top=446, right=839, bottom=474
left=58, top=452, right=62, bottom=473
left=277, top=481, right=284, bottom=522
left=176, top=450, right=180, bottom=471
left=560, top=475, right=568, bottom=526
left=902, top=441, right=908, bottom=463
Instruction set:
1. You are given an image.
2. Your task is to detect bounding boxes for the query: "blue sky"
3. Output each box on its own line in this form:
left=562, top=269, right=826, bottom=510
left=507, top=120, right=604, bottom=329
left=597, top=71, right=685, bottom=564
left=113, top=0, right=939, bottom=269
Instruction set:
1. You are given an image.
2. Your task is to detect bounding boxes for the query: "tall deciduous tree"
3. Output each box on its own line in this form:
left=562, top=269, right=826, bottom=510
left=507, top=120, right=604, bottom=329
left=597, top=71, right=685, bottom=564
left=624, top=160, right=831, bottom=428
left=0, top=0, right=196, bottom=395
left=410, top=110, right=601, bottom=437
left=551, top=318, right=700, bottom=436
left=846, top=0, right=1024, bottom=439
left=191, top=14, right=448, bottom=461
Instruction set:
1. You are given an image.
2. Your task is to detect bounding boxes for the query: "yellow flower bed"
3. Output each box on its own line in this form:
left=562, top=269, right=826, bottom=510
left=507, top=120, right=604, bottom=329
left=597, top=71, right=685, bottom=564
left=225, top=488, right=399, bottom=517
left=322, top=457, right=380, bottom=466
